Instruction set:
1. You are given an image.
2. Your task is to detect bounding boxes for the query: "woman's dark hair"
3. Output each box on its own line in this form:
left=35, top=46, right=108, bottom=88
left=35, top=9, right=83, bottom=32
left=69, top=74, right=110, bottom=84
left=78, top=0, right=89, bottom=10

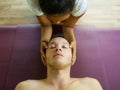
left=39, top=0, right=75, bottom=15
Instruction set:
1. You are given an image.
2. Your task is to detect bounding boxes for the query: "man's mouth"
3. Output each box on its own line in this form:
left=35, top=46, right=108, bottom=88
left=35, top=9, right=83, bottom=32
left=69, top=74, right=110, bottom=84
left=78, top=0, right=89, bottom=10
left=54, top=53, right=63, bottom=57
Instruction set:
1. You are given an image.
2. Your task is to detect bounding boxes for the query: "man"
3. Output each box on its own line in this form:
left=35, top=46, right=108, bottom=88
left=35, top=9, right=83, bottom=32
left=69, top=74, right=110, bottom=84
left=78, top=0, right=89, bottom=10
left=15, top=35, right=103, bottom=90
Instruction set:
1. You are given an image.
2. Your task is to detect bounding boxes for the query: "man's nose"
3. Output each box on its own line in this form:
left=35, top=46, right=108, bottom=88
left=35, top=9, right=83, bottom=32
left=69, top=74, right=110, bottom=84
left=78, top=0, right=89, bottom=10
left=56, top=47, right=62, bottom=51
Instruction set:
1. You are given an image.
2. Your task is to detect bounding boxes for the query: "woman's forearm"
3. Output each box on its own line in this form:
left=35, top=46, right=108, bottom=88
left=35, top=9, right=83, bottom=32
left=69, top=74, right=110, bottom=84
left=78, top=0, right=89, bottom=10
left=62, top=26, right=76, bottom=43
left=41, top=25, right=52, bottom=42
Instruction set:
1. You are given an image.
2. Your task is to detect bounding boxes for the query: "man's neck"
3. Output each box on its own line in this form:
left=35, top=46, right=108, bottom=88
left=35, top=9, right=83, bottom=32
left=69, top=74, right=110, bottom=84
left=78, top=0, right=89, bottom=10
left=46, top=66, right=71, bottom=88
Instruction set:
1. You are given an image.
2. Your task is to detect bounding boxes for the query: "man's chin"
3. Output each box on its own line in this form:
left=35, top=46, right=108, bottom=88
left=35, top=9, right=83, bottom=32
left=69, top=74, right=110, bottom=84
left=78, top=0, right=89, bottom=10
left=47, top=63, right=71, bottom=70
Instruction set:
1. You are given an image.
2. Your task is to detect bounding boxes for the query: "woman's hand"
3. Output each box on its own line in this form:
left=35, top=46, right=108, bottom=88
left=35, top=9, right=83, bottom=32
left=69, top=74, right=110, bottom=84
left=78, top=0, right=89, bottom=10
left=70, top=40, right=76, bottom=65
left=40, top=41, right=48, bottom=65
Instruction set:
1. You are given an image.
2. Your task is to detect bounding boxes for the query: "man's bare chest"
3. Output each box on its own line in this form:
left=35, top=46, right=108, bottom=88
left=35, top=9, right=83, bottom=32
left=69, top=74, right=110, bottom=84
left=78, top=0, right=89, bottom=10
left=30, top=84, right=90, bottom=90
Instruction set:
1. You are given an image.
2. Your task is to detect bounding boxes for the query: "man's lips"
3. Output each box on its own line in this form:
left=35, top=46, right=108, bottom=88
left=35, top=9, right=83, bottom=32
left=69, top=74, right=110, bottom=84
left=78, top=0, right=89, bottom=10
left=54, top=53, right=63, bottom=57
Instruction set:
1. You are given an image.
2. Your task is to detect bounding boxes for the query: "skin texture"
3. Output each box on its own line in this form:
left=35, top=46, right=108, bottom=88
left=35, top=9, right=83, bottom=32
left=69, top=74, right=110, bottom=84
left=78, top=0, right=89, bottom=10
left=15, top=37, right=103, bottom=90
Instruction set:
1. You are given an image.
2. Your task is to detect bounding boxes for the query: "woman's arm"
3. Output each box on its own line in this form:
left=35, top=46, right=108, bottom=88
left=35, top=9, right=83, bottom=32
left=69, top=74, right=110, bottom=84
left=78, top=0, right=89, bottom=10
left=62, top=14, right=84, bottom=41
left=37, top=15, right=52, bottom=65
left=37, top=15, right=52, bottom=42
left=63, top=14, right=84, bottom=64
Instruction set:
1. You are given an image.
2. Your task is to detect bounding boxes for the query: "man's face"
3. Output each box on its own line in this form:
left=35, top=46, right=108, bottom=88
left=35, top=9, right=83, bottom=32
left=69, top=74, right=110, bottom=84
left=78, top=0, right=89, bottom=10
left=45, top=37, right=72, bottom=69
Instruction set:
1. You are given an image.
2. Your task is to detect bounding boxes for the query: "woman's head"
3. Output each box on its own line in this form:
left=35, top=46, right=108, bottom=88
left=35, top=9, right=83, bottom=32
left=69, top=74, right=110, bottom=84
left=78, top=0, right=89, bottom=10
left=39, top=0, right=75, bottom=15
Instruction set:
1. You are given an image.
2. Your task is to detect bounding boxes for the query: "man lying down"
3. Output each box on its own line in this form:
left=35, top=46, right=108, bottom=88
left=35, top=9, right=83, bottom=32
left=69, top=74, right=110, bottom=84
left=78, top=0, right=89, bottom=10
left=15, top=34, right=103, bottom=90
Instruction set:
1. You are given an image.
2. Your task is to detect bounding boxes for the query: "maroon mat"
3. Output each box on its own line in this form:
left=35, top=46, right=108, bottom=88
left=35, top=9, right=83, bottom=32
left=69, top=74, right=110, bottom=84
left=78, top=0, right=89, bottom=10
left=0, top=24, right=120, bottom=90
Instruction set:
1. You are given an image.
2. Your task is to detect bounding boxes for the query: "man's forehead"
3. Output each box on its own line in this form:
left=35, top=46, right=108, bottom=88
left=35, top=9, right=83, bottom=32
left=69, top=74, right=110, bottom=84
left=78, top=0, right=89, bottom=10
left=48, top=37, right=69, bottom=45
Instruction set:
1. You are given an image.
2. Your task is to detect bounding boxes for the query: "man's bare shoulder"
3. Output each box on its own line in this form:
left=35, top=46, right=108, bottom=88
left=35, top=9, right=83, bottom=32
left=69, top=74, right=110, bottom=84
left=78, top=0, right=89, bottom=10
left=15, top=79, right=46, bottom=90
left=15, top=78, right=103, bottom=90
left=76, top=77, right=103, bottom=90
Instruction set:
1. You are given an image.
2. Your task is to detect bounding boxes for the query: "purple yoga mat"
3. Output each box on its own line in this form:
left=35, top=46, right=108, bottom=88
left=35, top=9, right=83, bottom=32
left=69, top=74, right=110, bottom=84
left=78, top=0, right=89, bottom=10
left=0, top=24, right=120, bottom=90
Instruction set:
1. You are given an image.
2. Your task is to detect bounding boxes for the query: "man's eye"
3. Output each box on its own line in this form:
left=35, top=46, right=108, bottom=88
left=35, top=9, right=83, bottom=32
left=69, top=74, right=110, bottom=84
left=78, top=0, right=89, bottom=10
left=49, top=44, right=56, bottom=49
left=62, top=45, right=68, bottom=48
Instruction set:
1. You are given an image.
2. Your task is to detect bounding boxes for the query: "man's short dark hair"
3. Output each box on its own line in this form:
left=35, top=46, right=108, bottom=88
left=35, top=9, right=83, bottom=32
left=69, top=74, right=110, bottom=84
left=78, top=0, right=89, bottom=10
left=39, top=0, right=75, bottom=15
left=50, top=33, right=65, bottom=41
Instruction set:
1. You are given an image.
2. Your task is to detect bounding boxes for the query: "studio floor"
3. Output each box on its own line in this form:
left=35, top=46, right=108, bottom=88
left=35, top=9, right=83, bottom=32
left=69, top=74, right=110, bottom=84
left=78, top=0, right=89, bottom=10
left=0, top=0, right=120, bottom=28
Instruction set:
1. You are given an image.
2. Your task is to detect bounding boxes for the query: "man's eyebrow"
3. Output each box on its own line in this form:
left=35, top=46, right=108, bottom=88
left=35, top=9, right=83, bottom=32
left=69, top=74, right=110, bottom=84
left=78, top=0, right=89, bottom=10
left=48, top=42, right=69, bottom=45
left=48, top=42, right=56, bottom=46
